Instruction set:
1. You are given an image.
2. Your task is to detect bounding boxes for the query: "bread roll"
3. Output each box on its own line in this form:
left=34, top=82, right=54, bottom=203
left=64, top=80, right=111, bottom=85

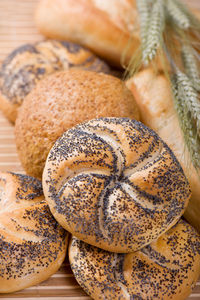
left=15, top=69, right=139, bottom=179
left=43, top=117, right=190, bottom=253
left=0, top=39, right=110, bottom=123
left=0, top=171, right=68, bottom=293
left=35, top=0, right=140, bottom=67
left=69, top=219, right=200, bottom=300
left=126, top=69, right=200, bottom=233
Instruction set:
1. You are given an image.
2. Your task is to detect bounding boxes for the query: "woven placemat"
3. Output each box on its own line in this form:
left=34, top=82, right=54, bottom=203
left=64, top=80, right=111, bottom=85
left=0, top=0, right=199, bottom=299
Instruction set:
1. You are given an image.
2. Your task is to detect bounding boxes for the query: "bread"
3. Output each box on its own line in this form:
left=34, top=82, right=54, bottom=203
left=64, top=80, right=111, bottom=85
left=42, top=117, right=190, bottom=253
left=126, top=68, right=200, bottom=233
left=0, top=39, right=110, bottom=123
left=35, top=0, right=200, bottom=71
left=35, top=0, right=140, bottom=67
left=35, top=1, right=199, bottom=69
left=15, top=69, right=139, bottom=179
left=0, top=171, right=68, bottom=293
left=69, top=219, right=200, bottom=300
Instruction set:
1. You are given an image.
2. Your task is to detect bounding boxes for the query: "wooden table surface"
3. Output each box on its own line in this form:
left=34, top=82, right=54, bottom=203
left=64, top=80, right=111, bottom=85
left=0, top=0, right=199, bottom=299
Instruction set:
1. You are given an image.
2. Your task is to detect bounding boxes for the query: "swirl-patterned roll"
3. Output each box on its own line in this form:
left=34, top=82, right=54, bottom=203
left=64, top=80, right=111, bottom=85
left=43, top=117, right=191, bottom=253
left=0, top=40, right=110, bottom=123
left=0, top=172, right=68, bottom=293
left=69, top=219, right=200, bottom=299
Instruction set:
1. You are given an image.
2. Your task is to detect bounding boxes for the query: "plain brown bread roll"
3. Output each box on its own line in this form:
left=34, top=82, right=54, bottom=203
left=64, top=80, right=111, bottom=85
left=69, top=219, right=200, bottom=300
left=35, top=0, right=140, bottom=67
left=126, top=69, right=200, bottom=233
left=15, top=69, right=139, bottom=179
left=0, top=172, right=68, bottom=293
left=0, top=39, right=110, bottom=123
left=42, top=117, right=190, bottom=253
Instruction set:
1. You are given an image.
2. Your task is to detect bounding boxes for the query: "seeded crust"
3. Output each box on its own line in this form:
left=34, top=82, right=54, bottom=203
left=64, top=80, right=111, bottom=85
left=0, top=172, right=68, bottom=293
left=69, top=219, right=200, bottom=300
left=15, top=69, right=139, bottom=179
left=0, top=39, right=110, bottom=123
left=43, top=117, right=190, bottom=253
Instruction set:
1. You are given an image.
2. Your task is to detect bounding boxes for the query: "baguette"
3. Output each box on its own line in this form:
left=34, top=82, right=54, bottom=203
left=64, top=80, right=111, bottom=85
left=126, top=69, right=200, bottom=233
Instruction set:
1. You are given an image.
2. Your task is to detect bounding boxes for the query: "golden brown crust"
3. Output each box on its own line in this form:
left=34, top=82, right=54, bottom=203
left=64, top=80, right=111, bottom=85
left=0, top=93, right=18, bottom=124
left=126, top=69, right=200, bottom=233
left=69, top=219, right=200, bottom=300
left=0, top=40, right=110, bottom=123
left=15, top=69, right=139, bottom=179
left=35, top=1, right=200, bottom=71
left=0, top=172, right=68, bottom=293
left=43, top=117, right=190, bottom=253
left=35, top=0, right=140, bottom=67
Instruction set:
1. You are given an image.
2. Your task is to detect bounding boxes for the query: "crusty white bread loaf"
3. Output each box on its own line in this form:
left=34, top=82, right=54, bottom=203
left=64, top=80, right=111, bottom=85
left=126, top=69, right=200, bottom=233
left=43, top=117, right=191, bottom=253
left=35, top=0, right=200, bottom=69
left=0, top=39, right=110, bottom=123
left=35, top=0, right=140, bottom=67
left=15, top=69, right=139, bottom=179
left=69, top=219, right=200, bottom=300
left=0, top=172, right=68, bottom=293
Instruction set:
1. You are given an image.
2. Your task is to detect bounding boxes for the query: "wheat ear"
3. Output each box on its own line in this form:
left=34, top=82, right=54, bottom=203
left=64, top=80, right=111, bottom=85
left=172, top=77, right=200, bottom=170
left=166, top=0, right=190, bottom=29
left=173, top=0, right=200, bottom=29
left=142, top=0, right=165, bottom=65
left=181, top=45, right=200, bottom=91
left=175, top=71, right=200, bottom=132
left=136, top=0, right=151, bottom=51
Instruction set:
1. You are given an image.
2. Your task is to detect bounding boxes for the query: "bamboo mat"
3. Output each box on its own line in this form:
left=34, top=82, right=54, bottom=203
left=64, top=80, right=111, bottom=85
left=0, top=0, right=199, bottom=299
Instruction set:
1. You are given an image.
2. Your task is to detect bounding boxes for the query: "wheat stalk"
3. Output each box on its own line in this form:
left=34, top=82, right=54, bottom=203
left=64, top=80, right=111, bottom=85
left=181, top=45, right=200, bottom=91
left=132, top=0, right=200, bottom=172
left=166, top=0, right=190, bottom=29
left=175, top=71, right=200, bottom=133
left=173, top=0, right=200, bottom=29
left=136, top=0, right=151, bottom=51
left=172, top=77, right=200, bottom=170
left=142, top=0, right=165, bottom=65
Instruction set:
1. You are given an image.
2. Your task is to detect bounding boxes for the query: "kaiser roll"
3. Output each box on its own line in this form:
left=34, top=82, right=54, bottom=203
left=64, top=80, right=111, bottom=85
left=0, top=39, right=110, bottom=123
left=0, top=172, right=68, bottom=293
left=15, top=69, right=139, bottom=179
left=42, top=117, right=191, bottom=253
left=69, top=219, right=200, bottom=300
